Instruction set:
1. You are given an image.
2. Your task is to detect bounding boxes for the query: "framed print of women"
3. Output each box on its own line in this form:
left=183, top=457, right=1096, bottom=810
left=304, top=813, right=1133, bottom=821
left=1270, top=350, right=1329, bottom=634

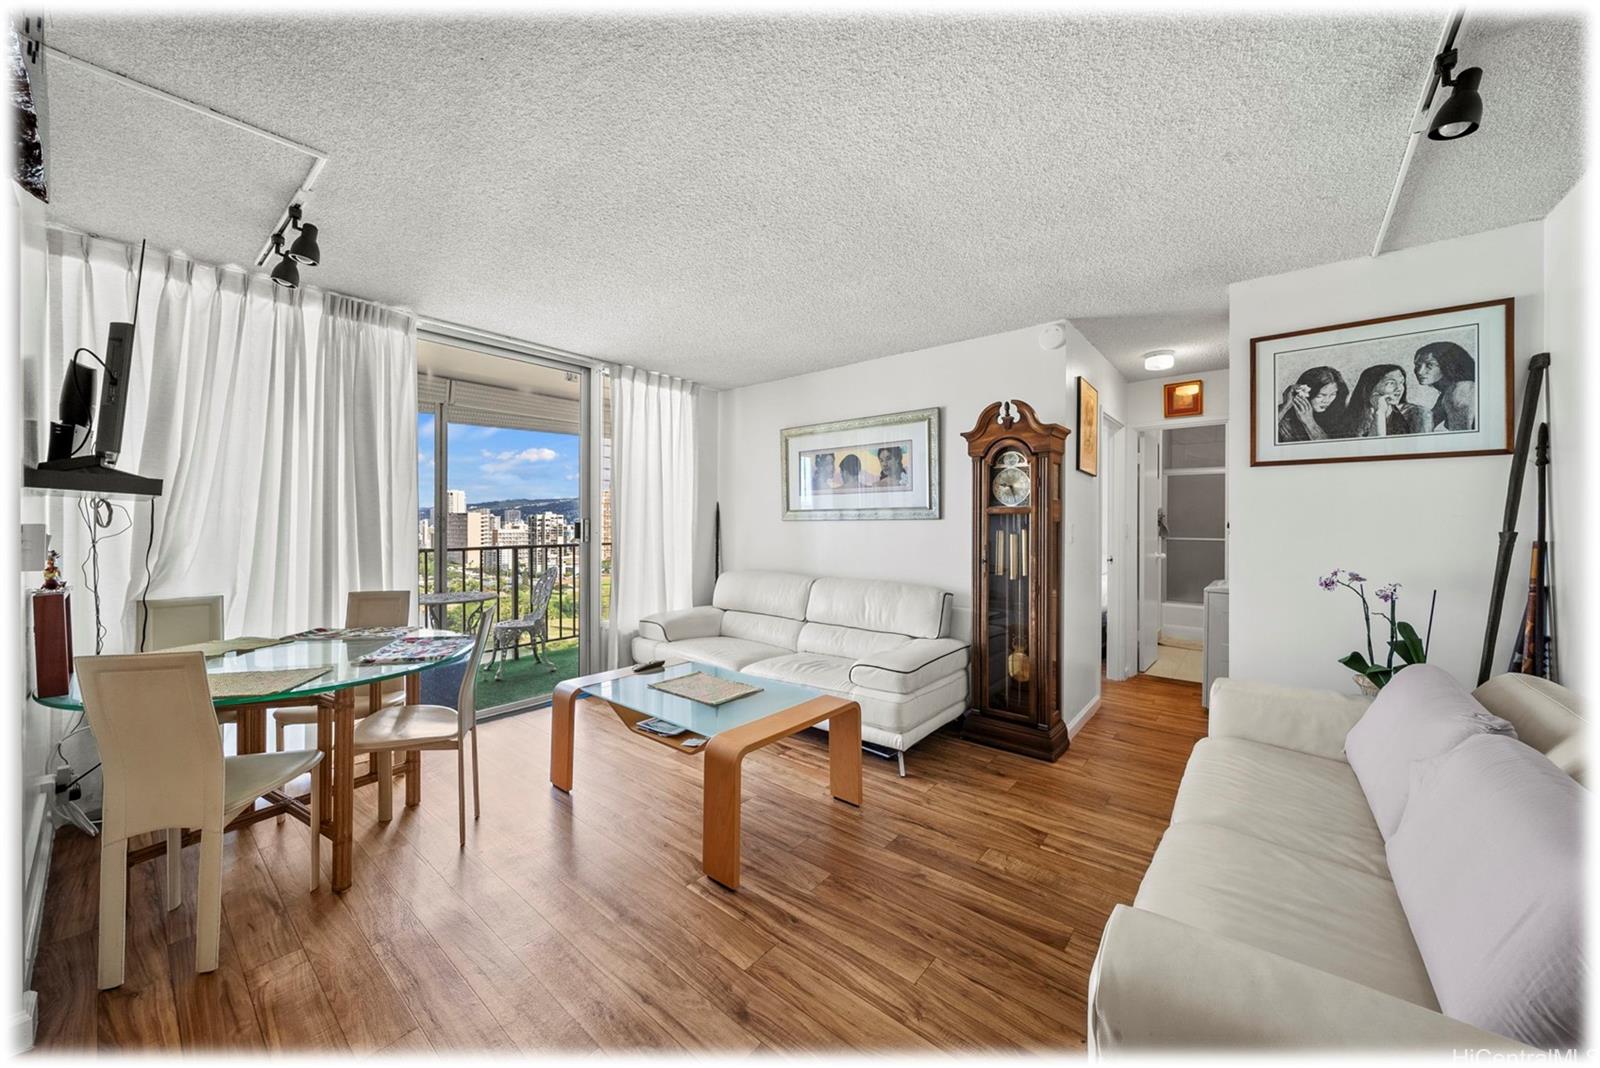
left=781, top=407, right=941, bottom=520
left=1249, top=298, right=1513, bottom=467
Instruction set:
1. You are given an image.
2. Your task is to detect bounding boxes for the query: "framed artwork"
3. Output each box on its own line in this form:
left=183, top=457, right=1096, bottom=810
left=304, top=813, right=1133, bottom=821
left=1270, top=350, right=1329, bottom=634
left=1076, top=377, right=1099, bottom=476
left=1163, top=379, right=1204, bottom=418
left=781, top=407, right=941, bottom=520
left=1250, top=298, right=1513, bottom=467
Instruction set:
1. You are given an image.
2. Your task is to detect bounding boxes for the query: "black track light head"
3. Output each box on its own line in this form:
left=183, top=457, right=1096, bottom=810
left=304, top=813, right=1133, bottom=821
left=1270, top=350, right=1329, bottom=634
left=1429, top=50, right=1483, bottom=141
left=269, top=235, right=299, bottom=289
left=287, top=222, right=320, bottom=266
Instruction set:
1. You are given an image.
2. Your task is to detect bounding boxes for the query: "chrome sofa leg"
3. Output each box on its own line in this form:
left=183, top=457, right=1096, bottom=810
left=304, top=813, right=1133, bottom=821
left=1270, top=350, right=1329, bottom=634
left=896, top=751, right=907, bottom=777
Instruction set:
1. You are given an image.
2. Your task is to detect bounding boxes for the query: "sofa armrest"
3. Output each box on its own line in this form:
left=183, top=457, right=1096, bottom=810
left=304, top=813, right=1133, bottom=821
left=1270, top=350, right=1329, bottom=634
left=636, top=606, right=724, bottom=642
left=848, top=638, right=969, bottom=694
left=1089, top=905, right=1530, bottom=1053
left=1208, top=678, right=1372, bottom=762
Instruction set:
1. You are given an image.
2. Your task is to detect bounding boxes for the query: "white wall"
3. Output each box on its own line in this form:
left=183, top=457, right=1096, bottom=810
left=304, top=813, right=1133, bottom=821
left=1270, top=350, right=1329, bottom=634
left=1124, top=368, right=1230, bottom=428
left=1543, top=174, right=1593, bottom=699
left=1228, top=221, right=1545, bottom=691
left=717, top=320, right=1126, bottom=727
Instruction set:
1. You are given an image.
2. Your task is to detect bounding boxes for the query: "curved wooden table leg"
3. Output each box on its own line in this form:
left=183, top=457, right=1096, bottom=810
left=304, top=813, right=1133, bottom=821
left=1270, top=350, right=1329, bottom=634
left=702, top=696, right=861, bottom=890
left=551, top=679, right=580, bottom=792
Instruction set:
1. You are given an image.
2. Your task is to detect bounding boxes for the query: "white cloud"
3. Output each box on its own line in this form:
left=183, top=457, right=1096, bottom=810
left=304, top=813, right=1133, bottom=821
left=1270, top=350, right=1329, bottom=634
left=480, top=446, right=559, bottom=474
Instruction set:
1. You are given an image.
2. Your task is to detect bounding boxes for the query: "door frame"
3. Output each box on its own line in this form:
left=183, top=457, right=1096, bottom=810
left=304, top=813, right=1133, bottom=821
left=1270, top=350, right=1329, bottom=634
left=1101, top=412, right=1132, bottom=681
left=415, top=324, right=601, bottom=704
left=1120, top=416, right=1228, bottom=678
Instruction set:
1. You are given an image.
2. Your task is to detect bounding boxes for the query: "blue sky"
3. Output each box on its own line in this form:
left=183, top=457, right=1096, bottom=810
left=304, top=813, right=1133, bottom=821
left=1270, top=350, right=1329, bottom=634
left=418, top=413, right=580, bottom=507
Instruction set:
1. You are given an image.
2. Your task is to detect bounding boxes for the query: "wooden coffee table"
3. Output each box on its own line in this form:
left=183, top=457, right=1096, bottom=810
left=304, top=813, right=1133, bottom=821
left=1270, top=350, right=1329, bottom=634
left=551, top=662, right=862, bottom=889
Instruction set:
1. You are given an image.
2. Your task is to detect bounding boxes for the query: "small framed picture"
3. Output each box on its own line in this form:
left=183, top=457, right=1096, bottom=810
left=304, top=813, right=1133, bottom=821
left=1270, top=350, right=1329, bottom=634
left=1249, top=298, right=1513, bottom=467
left=1163, top=379, right=1204, bottom=418
left=1077, top=377, right=1100, bottom=476
left=781, top=408, right=941, bottom=520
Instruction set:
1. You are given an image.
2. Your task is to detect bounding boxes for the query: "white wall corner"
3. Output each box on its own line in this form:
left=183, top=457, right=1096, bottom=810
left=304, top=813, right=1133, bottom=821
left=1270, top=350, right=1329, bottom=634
left=1066, top=695, right=1101, bottom=739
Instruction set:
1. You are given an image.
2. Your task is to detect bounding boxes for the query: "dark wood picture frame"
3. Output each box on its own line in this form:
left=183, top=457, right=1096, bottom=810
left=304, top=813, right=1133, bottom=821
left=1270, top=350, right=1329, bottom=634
left=1249, top=297, right=1514, bottom=468
left=1162, top=379, right=1204, bottom=418
left=1076, top=376, right=1099, bottom=476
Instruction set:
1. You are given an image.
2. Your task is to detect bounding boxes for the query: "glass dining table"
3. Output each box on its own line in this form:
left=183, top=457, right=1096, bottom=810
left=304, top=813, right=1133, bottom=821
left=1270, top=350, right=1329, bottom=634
left=38, top=630, right=474, bottom=892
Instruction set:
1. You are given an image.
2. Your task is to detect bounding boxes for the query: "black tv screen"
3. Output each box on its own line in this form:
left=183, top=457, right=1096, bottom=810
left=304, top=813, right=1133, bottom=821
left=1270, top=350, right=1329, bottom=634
left=94, top=321, right=133, bottom=464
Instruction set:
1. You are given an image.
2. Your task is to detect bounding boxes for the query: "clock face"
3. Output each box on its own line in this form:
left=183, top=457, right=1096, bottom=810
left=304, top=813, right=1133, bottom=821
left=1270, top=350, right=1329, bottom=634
left=992, top=466, right=1031, bottom=507
left=997, top=450, right=1027, bottom=469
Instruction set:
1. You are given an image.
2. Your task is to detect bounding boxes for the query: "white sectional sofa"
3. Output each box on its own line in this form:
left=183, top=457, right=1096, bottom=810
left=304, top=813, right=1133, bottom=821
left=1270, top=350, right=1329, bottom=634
left=1089, top=671, right=1587, bottom=1053
left=632, top=570, right=969, bottom=770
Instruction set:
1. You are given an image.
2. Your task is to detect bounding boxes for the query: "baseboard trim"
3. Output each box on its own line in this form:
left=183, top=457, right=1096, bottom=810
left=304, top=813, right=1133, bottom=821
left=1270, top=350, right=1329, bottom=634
left=9, top=994, right=37, bottom=1055
left=1066, top=695, right=1101, bottom=739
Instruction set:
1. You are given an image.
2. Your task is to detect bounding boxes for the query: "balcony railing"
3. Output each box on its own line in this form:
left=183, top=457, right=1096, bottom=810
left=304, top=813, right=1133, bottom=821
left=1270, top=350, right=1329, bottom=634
left=416, top=541, right=611, bottom=656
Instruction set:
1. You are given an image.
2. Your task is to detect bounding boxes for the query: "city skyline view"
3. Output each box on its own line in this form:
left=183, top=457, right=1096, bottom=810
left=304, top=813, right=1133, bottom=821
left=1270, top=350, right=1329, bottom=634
left=418, top=413, right=581, bottom=509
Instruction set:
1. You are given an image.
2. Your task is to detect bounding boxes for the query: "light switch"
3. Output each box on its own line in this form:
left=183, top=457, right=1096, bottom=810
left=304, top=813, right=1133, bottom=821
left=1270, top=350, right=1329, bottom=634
left=20, top=524, right=47, bottom=571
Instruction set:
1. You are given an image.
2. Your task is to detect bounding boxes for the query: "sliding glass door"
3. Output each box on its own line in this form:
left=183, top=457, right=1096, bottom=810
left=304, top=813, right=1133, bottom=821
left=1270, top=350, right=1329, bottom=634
left=415, top=336, right=601, bottom=717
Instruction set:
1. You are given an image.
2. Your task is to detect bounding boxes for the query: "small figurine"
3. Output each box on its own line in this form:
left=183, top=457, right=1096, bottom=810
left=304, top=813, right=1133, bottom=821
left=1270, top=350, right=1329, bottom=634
left=41, top=549, right=61, bottom=591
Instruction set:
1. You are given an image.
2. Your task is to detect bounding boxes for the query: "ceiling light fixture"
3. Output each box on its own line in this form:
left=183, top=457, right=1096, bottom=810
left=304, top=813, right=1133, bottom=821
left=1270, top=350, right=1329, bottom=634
left=1143, top=349, right=1176, bottom=373
left=1428, top=47, right=1484, bottom=141
left=263, top=203, right=322, bottom=290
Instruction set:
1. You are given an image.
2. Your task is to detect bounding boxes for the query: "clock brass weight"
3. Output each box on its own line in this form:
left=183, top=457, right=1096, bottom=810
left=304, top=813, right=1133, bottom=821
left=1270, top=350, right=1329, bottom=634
left=961, top=399, right=1070, bottom=761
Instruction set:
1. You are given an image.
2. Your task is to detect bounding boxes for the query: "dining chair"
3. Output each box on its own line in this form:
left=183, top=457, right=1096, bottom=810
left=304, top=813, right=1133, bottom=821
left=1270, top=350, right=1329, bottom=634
left=136, top=595, right=225, bottom=652
left=353, top=603, right=495, bottom=847
left=274, top=590, right=413, bottom=752
left=77, top=651, right=324, bottom=990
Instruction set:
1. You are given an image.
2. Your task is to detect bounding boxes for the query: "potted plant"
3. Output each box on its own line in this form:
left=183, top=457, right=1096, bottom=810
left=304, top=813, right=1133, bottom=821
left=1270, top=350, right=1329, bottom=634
left=1317, top=569, right=1437, bottom=694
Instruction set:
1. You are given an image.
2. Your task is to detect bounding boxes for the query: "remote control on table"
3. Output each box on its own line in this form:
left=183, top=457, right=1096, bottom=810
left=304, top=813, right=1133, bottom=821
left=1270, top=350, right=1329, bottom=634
left=632, top=659, right=666, bottom=673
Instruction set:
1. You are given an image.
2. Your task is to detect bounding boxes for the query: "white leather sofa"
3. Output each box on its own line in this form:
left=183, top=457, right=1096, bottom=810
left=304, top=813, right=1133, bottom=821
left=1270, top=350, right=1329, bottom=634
left=1088, top=673, right=1586, bottom=1053
left=632, top=571, right=968, bottom=771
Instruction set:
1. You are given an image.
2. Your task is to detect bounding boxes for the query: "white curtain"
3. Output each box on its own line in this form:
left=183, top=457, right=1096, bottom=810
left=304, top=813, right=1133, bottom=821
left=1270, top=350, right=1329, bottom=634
left=604, top=365, right=698, bottom=667
left=28, top=231, right=417, bottom=652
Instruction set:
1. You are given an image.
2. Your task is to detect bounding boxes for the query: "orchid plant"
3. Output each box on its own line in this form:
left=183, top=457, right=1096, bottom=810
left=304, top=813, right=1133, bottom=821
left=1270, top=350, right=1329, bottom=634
left=1318, top=569, right=1438, bottom=690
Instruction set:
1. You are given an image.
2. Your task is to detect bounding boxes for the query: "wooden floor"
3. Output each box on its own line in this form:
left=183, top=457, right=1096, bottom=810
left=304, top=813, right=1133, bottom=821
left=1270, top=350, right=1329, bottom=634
left=30, top=672, right=1206, bottom=1054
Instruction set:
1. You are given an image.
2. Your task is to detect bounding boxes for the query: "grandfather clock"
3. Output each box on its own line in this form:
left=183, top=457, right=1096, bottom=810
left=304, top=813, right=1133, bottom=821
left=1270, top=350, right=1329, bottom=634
left=962, top=399, right=1069, bottom=761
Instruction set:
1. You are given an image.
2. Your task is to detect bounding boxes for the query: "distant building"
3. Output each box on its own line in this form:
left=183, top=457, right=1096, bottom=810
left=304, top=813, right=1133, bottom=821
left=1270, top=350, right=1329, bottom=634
left=418, top=519, right=433, bottom=550
left=446, top=489, right=466, bottom=514
left=504, top=508, right=523, bottom=525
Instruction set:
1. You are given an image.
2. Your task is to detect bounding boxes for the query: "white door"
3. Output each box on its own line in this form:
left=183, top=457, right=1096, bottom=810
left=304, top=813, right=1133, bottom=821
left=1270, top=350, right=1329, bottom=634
left=1137, top=430, right=1163, bottom=672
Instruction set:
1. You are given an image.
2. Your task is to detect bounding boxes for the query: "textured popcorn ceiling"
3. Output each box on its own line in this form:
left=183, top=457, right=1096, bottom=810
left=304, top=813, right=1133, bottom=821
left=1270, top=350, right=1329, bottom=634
left=41, top=12, right=1585, bottom=388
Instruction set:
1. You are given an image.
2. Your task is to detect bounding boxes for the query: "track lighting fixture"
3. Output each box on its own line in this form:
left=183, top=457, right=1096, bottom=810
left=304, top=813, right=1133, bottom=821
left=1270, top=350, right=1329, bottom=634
left=264, top=203, right=322, bottom=289
left=1428, top=47, right=1483, bottom=141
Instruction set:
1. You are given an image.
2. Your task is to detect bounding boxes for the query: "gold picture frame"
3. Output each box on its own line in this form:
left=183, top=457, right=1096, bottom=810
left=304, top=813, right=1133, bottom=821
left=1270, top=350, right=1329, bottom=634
left=1076, top=377, right=1099, bottom=476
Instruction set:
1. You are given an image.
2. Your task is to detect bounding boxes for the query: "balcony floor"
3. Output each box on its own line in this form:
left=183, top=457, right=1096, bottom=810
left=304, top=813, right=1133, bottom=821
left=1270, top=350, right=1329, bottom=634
left=474, top=637, right=580, bottom=711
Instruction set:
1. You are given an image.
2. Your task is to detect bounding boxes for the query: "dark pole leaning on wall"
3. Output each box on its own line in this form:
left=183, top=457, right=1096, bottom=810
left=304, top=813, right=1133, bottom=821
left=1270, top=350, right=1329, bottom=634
left=1478, top=352, right=1551, bottom=686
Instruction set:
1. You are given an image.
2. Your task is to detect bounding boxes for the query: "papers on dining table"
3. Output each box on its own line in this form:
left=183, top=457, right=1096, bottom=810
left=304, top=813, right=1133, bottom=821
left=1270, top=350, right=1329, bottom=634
left=287, top=625, right=416, bottom=642
left=356, top=635, right=473, bottom=665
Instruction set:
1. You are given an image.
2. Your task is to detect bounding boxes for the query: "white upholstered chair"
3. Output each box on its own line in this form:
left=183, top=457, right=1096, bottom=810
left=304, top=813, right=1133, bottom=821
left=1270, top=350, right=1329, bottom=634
left=353, top=603, right=494, bottom=846
left=136, top=595, right=225, bottom=652
left=273, top=590, right=412, bottom=752
left=77, top=651, right=323, bottom=990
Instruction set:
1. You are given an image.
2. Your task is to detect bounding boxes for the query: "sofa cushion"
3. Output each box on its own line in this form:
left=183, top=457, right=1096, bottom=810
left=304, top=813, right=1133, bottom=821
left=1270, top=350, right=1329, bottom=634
left=720, top=610, right=804, bottom=652
left=1344, top=664, right=1516, bottom=839
left=796, top=621, right=912, bottom=660
left=742, top=651, right=856, bottom=692
left=1135, top=823, right=1437, bottom=1010
left=1472, top=673, right=1588, bottom=785
left=712, top=571, right=814, bottom=620
left=655, top=636, right=792, bottom=671
left=1169, top=738, right=1389, bottom=878
left=848, top=637, right=969, bottom=695
left=805, top=577, right=950, bottom=639
left=1387, top=733, right=1586, bottom=1050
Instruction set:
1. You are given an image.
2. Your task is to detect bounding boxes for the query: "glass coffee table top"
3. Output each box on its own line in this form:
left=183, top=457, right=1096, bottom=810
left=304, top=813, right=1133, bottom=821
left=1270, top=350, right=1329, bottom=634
left=581, top=661, right=821, bottom=739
